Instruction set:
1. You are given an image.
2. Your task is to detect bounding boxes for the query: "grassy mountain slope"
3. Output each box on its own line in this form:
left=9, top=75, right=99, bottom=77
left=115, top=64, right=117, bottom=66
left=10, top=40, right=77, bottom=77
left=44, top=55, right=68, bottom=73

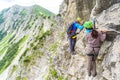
left=0, top=4, right=55, bottom=78
left=32, top=5, right=55, bottom=17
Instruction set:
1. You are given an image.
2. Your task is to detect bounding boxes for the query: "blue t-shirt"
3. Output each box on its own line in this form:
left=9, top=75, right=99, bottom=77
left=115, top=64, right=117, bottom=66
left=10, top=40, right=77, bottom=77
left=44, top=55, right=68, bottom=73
left=73, top=22, right=84, bottom=32
left=72, top=22, right=92, bottom=34
left=85, top=29, right=92, bottom=34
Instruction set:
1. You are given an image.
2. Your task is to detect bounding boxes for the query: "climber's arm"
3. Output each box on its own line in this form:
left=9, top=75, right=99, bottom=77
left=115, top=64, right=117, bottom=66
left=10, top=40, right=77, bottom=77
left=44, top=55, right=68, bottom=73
left=75, top=23, right=84, bottom=34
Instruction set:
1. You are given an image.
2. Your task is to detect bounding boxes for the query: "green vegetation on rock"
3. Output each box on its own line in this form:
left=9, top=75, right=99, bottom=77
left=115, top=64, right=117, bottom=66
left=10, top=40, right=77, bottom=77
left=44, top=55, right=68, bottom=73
left=0, top=33, right=15, bottom=55
left=16, top=76, right=28, bottom=80
left=0, top=35, right=29, bottom=74
left=0, top=30, right=7, bottom=41
left=32, top=5, right=55, bottom=17
left=20, top=9, right=28, bottom=16
left=9, top=65, right=18, bottom=77
left=0, top=8, right=9, bottom=24
left=49, top=42, right=58, bottom=54
left=45, top=65, right=68, bottom=80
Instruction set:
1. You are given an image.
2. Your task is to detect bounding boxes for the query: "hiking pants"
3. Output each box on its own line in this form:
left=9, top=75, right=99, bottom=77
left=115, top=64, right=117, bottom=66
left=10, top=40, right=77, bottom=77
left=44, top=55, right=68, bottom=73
left=69, top=37, right=76, bottom=53
left=86, top=53, right=98, bottom=77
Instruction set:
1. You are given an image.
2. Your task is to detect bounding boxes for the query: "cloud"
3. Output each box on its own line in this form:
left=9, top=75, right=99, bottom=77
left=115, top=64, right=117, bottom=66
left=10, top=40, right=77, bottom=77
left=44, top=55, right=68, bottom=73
left=0, top=0, right=14, bottom=11
left=13, top=0, right=34, bottom=6
left=0, top=0, right=63, bottom=14
left=34, top=0, right=63, bottom=14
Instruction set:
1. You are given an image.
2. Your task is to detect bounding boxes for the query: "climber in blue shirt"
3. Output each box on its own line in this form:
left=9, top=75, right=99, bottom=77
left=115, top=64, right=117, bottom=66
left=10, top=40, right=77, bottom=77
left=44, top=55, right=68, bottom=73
left=67, top=17, right=84, bottom=55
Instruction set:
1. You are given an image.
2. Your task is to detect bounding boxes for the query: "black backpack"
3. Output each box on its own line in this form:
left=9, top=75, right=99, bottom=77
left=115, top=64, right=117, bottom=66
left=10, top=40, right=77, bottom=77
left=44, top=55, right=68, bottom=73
left=66, top=22, right=74, bottom=35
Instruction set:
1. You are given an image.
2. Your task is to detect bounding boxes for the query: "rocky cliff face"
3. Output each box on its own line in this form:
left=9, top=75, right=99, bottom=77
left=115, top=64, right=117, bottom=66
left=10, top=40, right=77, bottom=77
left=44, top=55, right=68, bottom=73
left=59, top=0, right=96, bottom=20
left=59, top=0, right=96, bottom=27
left=60, top=0, right=120, bottom=27
left=0, top=0, right=120, bottom=80
left=57, top=0, right=120, bottom=80
left=91, top=0, right=120, bottom=18
left=92, top=3, right=120, bottom=80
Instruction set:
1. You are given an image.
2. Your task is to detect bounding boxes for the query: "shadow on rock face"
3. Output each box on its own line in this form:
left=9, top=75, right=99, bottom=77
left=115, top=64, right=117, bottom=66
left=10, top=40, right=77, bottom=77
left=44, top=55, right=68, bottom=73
left=104, top=23, right=120, bottom=41
left=106, top=31, right=118, bottom=41
left=108, top=24, right=120, bottom=32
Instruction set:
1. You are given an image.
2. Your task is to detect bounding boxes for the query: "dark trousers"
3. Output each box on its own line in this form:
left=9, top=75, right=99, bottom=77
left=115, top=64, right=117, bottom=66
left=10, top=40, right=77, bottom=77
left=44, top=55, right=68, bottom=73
left=87, top=53, right=98, bottom=77
left=69, top=38, right=76, bottom=53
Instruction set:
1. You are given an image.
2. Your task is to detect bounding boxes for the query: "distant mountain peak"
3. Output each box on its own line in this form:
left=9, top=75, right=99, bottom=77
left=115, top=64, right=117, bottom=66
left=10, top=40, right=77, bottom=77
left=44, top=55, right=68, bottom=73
left=9, top=4, right=55, bottom=17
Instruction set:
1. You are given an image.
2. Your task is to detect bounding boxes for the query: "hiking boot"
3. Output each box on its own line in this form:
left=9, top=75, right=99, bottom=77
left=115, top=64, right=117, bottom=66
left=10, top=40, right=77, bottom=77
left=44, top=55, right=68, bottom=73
left=90, top=76, right=94, bottom=80
left=92, top=72, right=97, bottom=77
left=88, top=72, right=91, bottom=76
left=70, top=51, right=74, bottom=55
left=70, top=51, right=76, bottom=55
left=73, top=51, right=76, bottom=55
left=85, top=75, right=89, bottom=80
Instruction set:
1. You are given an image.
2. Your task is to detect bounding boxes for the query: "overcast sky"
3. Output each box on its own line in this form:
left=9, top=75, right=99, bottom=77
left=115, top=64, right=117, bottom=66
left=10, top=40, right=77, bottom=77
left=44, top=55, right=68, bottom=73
left=0, top=0, right=63, bottom=14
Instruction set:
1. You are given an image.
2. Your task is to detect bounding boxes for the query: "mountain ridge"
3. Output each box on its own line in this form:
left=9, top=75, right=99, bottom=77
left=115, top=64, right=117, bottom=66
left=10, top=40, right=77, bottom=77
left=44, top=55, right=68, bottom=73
left=0, top=4, right=57, bottom=80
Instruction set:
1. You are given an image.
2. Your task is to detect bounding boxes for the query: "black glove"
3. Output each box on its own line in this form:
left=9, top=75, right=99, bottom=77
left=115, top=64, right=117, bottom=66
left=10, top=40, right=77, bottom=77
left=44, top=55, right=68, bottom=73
left=68, top=33, right=76, bottom=37
left=76, top=32, right=79, bottom=34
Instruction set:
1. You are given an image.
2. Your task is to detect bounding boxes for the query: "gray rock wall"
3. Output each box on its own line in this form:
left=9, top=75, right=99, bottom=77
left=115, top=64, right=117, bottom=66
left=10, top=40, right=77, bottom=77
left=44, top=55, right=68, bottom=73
left=58, top=1, right=120, bottom=80
left=60, top=0, right=120, bottom=27
left=59, top=0, right=96, bottom=27
left=91, top=0, right=120, bottom=17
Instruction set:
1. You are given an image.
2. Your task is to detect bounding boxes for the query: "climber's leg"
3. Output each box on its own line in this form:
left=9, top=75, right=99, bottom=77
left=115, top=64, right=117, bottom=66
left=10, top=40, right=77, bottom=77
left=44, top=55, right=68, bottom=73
left=87, top=56, right=92, bottom=76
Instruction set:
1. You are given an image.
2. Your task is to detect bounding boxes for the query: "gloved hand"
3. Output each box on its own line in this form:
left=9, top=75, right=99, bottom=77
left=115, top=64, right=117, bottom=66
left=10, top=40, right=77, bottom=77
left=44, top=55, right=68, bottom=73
left=76, top=32, right=79, bottom=34
left=69, top=33, right=77, bottom=37
left=81, top=20, right=85, bottom=25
